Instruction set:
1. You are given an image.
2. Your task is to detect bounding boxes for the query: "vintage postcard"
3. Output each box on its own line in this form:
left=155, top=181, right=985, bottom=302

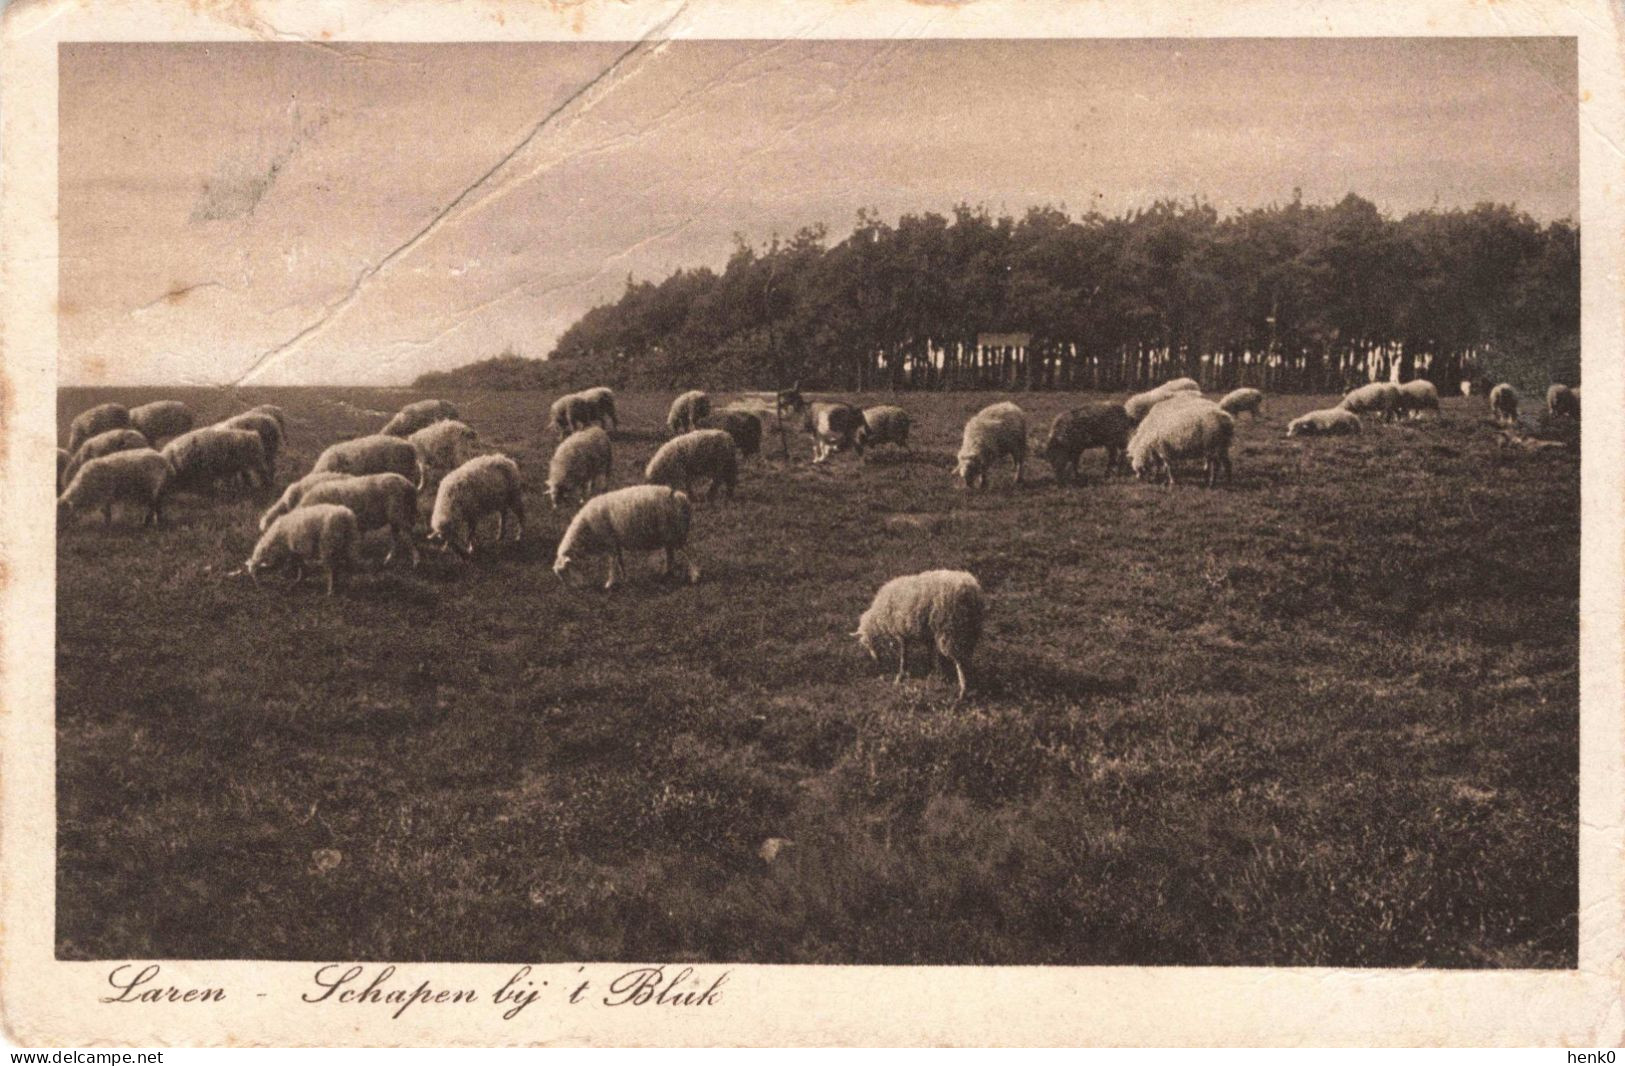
left=3, top=0, right=1623, bottom=1047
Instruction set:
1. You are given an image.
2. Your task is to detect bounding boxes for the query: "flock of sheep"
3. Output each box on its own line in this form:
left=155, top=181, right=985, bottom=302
left=56, top=373, right=1579, bottom=699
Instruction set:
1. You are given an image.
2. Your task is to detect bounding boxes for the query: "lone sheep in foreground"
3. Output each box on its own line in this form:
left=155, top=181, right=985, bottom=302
left=128, top=400, right=195, bottom=445
left=667, top=390, right=711, bottom=436
left=553, top=484, right=696, bottom=590
left=1286, top=408, right=1364, bottom=438
left=861, top=405, right=912, bottom=451
left=163, top=426, right=272, bottom=493
left=1397, top=379, right=1440, bottom=419
left=1489, top=383, right=1520, bottom=426
left=1548, top=383, right=1580, bottom=419
left=382, top=398, right=458, bottom=438
left=295, top=472, right=420, bottom=568
left=546, top=425, right=613, bottom=508
left=409, top=420, right=479, bottom=483
left=312, top=435, right=422, bottom=486
left=428, top=454, right=525, bottom=557
left=217, top=412, right=283, bottom=468
left=701, top=410, right=763, bottom=459
left=64, top=428, right=149, bottom=484
left=646, top=429, right=738, bottom=500
left=854, top=570, right=985, bottom=701
left=247, top=504, right=362, bottom=595
left=956, top=402, right=1027, bottom=489
left=260, top=471, right=352, bottom=532
left=804, top=402, right=867, bottom=463
left=67, top=403, right=130, bottom=454
left=1124, top=380, right=1201, bottom=423
left=1341, top=382, right=1400, bottom=423
left=57, top=448, right=172, bottom=528
left=1218, top=388, right=1265, bottom=419
left=1042, top=403, right=1132, bottom=483
left=1128, top=397, right=1234, bottom=487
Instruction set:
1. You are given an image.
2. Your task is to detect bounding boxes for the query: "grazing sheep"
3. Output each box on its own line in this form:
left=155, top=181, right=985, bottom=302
left=428, top=454, right=525, bottom=557
left=1285, top=408, right=1364, bottom=438
left=248, top=404, right=286, bottom=433
left=1489, top=383, right=1520, bottom=426
left=381, top=398, right=459, bottom=438
left=246, top=503, right=362, bottom=595
left=1042, top=403, right=1133, bottom=483
left=312, top=435, right=422, bottom=486
left=956, top=402, right=1027, bottom=489
left=295, top=472, right=420, bottom=568
left=578, top=387, right=617, bottom=429
left=57, top=448, right=172, bottom=528
left=551, top=391, right=604, bottom=436
left=409, top=419, right=479, bottom=482
left=260, top=471, right=352, bottom=532
left=1548, top=383, right=1580, bottom=419
left=546, top=425, right=613, bottom=507
left=64, top=428, right=149, bottom=483
left=217, top=412, right=283, bottom=468
left=1128, top=397, right=1234, bottom=487
left=701, top=410, right=763, bottom=459
left=1123, top=380, right=1201, bottom=423
left=553, top=484, right=696, bottom=590
left=1340, top=382, right=1399, bottom=423
left=66, top=403, right=130, bottom=454
left=128, top=400, right=195, bottom=445
left=645, top=429, right=738, bottom=501
left=56, top=448, right=69, bottom=492
left=1218, top=388, right=1265, bottom=419
left=1397, top=379, right=1440, bottom=419
left=853, top=570, right=985, bottom=701
left=667, top=390, right=711, bottom=436
left=861, top=405, right=912, bottom=451
left=162, top=426, right=272, bottom=493
left=803, top=402, right=867, bottom=463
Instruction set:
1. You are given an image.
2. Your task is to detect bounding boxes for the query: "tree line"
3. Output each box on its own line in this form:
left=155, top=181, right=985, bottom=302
left=419, top=193, right=1579, bottom=396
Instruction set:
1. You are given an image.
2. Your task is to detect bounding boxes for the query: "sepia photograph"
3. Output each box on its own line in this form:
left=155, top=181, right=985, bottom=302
left=5, top=0, right=1624, bottom=1047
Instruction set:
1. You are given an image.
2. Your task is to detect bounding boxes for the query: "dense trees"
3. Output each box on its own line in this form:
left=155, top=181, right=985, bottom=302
left=421, top=194, right=1578, bottom=394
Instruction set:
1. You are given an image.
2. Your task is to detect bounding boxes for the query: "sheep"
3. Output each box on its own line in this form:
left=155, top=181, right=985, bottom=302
left=381, top=398, right=459, bottom=438
left=63, top=428, right=150, bottom=484
left=861, top=405, right=912, bottom=451
left=645, top=429, right=738, bottom=501
left=1340, top=381, right=1399, bottom=422
left=546, top=425, right=613, bottom=508
left=247, top=404, right=286, bottom=432
left=803, top=401, right=867, bottom=463
left=853, top=570, right=985, bottom=701
left=955, top=402, right=1027, bottom=489
left=427, top=454, right=525, bottom=557
left=311, top=435, right=422, bottom=486
left=1042, top=403, right=1133, bottom=483
left=66, top=403, right=130, bottom=454
left=553, top=484, right=696, bottom=590
left=128, top=400, right=195, bottom=445
left=1123, top=380, right=1201, bottom=423
left=700, top=410, right=763, bottom=459
left=57, top=448, right=172, bottom=528
left=260, top=471, right=353, bottom=532
left=1128, top=397, right=1234, bottom=487
left=1489, top=383, right=1520, bottom=426
left=216, top=412, right=283, bottom=468
left=1217, top=388, right=1265, bottom=419
left=56, top=448, right=69, bottom=492
left=1548, top=383, right=1580, bottom=419
left=1397, top=379, right=1440, bottom=419
left=246, top=503, right=363, bottom=595
left=667, top=390, right=711, bottom=436
left=578, top=386, right=617, bottom=429
left=162, top=426, right=272, bottom=493
left=551, top=391, right=604, bottom=436
left=294, top=472, right=420, bottom=568
left=409, top=419, right=479, bottom=483
left=1286, top=408, right=1363, bottom=437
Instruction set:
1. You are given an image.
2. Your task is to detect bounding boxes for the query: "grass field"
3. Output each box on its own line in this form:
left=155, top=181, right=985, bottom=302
left=55, top=386, right=1579, bottom=966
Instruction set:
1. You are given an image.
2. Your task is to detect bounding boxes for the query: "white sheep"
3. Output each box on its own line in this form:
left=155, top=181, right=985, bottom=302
left=312, top=435, right=422, bottom=486
left=553, top=484, right=696, bottom=590
left=57, top=448, right=172, bottom=527
left=248, top=404, right=286, bottom=432
left=246, top=503, right=363, bottom=595
left=1397, top=379, right=1440, bottom=419
left=645, top=429, right=737, bottom=500
left=1489, top=383, right=1520, bottom=425
left=861, top=405, right=912, bottom=450
left=409, top=419, right=479, bottom=483
left=217, top=412, right=283, bottom=468
left=1340, top=382, right=1399, bottom=422
left=1123, top=381, right=1200, bottom=423
left=260, top=471, right=353, bottom=532
left=853, top=570, right=985, bottom=700
left=550, top=392, right=601, bottom=436
left=294, top=472, right=420, bottom=568
left=428, top=454, right=525, bottom=557
left=1286, top=408, right=1364, bottom=437
left=1128, top=397, right=1234, bottom=487
left=1548, top=383, right=1580, bottom=419
left=382, top=398, right=459, bottom=437
left=162, top=426, right=272, bottom=493
left=66, top=403, right=130, bottom=454
left=667, top=390, right=711, bottom=436
left=128, top=400, right=195, bottom=445
left=955, top=402, right=1027, bottom=489
left=63, top=428, right=149, bottom=483
left=546, top=425, right=613, bottom=508
left=803, top=402, right=867, bottom=463
left=1217, top=388, right=1264, bottom=419
left=578, top=387, right=617, bottom=429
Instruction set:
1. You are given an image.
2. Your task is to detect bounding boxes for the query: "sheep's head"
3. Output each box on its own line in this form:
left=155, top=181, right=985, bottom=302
left=425, top=527, right=451, bottom=554
left=851, top=628, right=877, bottom=661
left=1285, top=422, right=1303, bottom=439
left=544, top=482, right=562, bottom=509
left=955, top=454, right=982, bottom=486
left=553, top=554, right=583, bottom=587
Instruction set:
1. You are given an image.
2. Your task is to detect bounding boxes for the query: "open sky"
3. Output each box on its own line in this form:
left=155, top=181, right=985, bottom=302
left=59, top=38, right=1578, bottom=386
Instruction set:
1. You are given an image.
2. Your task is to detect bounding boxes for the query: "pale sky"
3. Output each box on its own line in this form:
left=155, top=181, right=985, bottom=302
left=59, top=38, right=1578, bottom=386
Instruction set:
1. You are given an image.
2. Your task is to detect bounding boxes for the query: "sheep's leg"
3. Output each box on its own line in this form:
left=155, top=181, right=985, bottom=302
left=1013, top=457, right=1024, bottom=485
left=952, top=658, right=969, bottom=702
left=325, top=563, right=336, bottom=596
left=604, top=552, right=621, bottom=591
left=509, top=499, right=525, bottom=541
left=895, top=641, right=908, bottom=685
left=289, top=559, right=305, bottom=586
